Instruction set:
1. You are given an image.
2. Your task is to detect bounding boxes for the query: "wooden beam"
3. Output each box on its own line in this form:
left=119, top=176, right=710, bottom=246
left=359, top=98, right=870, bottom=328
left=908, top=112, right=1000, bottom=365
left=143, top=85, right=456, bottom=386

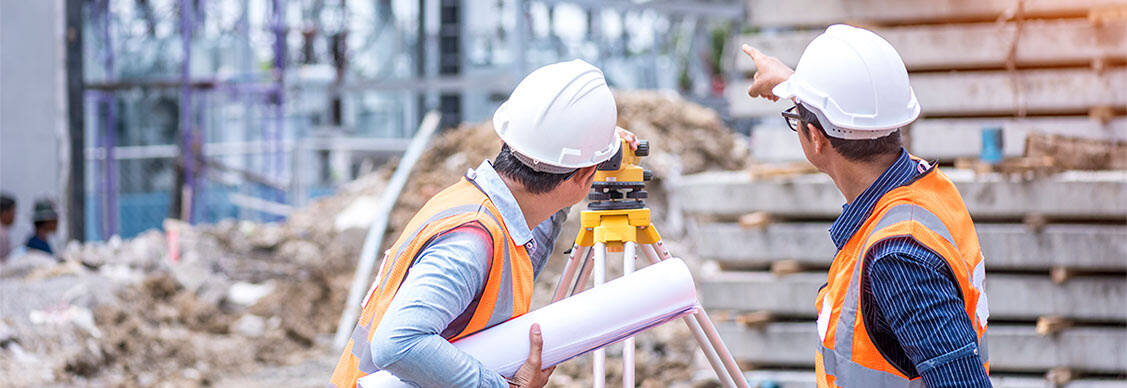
left=727, top=68, right=1127, bottom=118
left=717, top=322, right=1127, bottom=373
left=674, top=169, right=1127, bottom=220
left=749, top=117, right=1127, bottom=163
left=745, top=0, right=1127, bottom=28
left=694, top=223, right=1127, bottom=271
left=734, top=19, right=1127, bottom=71
left=700, top=272, right=1127, bottom=321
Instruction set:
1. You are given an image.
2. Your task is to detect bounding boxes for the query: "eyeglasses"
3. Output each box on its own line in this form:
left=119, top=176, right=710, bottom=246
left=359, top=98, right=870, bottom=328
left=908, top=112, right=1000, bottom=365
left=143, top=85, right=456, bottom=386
left=781, top=105, right=802, bottom=132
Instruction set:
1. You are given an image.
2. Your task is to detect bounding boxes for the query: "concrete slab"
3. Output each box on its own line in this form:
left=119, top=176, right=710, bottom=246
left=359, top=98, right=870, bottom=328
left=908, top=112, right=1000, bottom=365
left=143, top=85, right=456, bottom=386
left=748, top=117, right=1127, bottom=163
left=674, top=170, right=1127, bottom=220
left=735, top=19, right=1127, bottom=71
left=728, top=69, right=1127, bottom=118
left=694, top=223, right=1127, bottom=271
left=700, top=272, right=1127, bottom=321
left=716, top=321, right=1127, bottom=373
left=745, top=0, right=1127, bottom=28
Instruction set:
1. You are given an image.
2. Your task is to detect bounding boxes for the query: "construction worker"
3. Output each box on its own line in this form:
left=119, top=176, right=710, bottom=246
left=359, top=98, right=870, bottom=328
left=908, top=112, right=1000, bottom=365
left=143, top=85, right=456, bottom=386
left=329, top=59, right=638, bottom=388
left=25, top=198, right=59, bottom=256
left=741, top=25, right=990, bottom=387
left=0, top=193, right=14, bottom=261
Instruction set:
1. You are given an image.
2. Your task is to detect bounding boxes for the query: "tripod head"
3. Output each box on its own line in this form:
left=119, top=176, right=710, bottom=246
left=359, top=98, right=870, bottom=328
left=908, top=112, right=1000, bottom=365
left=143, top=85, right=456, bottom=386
left=588, top=138, right=652, bottom=210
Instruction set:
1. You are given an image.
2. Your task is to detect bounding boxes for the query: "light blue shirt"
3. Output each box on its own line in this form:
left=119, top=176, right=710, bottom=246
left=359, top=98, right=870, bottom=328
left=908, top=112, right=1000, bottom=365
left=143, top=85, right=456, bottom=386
left=368, top=160, right=567, bottom=387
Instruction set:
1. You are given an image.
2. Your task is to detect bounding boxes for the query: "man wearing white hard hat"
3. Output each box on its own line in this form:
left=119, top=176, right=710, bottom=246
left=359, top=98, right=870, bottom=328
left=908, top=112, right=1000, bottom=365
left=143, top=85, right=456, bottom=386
left=742, top=25, right=990, bottom=388
left=330, top=59, right=637, bottom=388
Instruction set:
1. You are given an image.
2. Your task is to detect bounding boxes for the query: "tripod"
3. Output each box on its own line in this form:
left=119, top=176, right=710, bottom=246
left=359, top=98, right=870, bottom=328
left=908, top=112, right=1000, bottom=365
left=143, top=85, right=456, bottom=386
left=551, top=140, right=748, bottom=388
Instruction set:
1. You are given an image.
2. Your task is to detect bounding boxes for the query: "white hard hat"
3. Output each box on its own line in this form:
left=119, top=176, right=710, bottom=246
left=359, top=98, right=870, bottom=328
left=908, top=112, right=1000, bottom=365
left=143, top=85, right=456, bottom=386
left=772, top=24, right=920, bottom=139
left=493, top=59, right=621, bottom=173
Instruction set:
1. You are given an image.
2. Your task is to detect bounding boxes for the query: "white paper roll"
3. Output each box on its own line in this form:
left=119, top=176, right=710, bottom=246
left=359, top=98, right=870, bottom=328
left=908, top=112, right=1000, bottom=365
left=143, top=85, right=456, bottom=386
left=359, top=258, right=699, bottom=388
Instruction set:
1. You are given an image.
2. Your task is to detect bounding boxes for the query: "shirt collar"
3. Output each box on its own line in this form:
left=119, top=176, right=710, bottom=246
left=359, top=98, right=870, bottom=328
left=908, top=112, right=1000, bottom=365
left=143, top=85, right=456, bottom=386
left=828, top=149, right=923, bottom=250
left=466, top=160, right=534, bottom=246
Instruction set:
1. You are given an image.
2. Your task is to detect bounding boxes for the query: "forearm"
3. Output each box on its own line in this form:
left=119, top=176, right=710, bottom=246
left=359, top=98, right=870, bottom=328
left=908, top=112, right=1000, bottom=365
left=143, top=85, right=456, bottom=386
left=916, top=342, right=990, bottom=388
left=373, top=333, right=507, bottom=388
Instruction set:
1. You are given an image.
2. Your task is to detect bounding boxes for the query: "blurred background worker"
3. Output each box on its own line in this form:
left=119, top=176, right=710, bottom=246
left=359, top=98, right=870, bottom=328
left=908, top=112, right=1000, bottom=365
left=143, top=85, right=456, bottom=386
left=0, top=193, right=14, bottom=262
left=330, top=60, right=637, bottom=388
left=742, top=25, right=990, bottom=388
left=26, top=199, right=60, bottom=256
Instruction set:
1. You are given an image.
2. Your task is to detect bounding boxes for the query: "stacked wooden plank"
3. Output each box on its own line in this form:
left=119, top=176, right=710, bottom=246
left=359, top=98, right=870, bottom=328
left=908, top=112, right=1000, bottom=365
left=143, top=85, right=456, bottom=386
left=728, top=0, right=1127, bottom=164
left=676, top=167, right=1127, bottom=386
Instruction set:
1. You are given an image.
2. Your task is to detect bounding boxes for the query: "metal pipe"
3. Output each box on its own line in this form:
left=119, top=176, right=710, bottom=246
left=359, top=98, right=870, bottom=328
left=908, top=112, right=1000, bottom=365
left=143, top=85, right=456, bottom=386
left=552, top=245, right=589, bottom=302
left=592, top=242, right=606, bottom=388
left=179, top=0, right=196, bottom=223
left=692, top=310, right=748, bottom=388
left=333, top=112, right=442, bottom=351
left=270, top=0, right=287, bottom=220
left=570, top=247, right=595, bottom=295
left=622, top=241, right=636, bottom=388
left=99, top=0, right=118, bottom=238
left=639, top=244, right=734, bottom=387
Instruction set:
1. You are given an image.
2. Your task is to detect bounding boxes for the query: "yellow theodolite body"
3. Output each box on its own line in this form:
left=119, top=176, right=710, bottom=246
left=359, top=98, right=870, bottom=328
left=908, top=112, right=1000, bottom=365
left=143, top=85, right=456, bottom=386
left=575, top=138, right=659, bottom=252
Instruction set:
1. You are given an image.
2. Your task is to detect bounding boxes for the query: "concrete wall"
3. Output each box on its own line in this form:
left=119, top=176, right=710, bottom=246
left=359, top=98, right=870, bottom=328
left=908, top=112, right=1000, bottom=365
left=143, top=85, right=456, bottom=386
left=0, top=0, right=68, bottom=250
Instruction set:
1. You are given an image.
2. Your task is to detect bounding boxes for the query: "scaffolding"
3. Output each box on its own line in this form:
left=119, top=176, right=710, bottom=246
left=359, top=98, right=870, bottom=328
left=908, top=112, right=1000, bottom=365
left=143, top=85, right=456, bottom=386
left=77, top=0, right=744, bottom=240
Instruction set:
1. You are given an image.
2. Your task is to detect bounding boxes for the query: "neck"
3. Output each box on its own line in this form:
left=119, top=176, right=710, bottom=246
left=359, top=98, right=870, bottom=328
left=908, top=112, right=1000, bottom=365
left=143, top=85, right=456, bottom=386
left=827, top=152, right=900, bottom=203
left=36, top=230, right=50, bottom=239
left=498, top=175, right=558, bottom=228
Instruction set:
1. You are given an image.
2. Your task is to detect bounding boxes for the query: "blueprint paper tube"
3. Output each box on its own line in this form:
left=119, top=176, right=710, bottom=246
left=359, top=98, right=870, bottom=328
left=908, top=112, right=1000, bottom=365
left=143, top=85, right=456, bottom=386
left=359, top=258, right=700, bottom=388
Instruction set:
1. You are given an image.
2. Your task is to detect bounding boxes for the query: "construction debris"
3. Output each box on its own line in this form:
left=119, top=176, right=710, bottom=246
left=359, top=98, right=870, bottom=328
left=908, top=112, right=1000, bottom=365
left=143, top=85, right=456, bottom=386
left=0, top=90, right=745, bottom=387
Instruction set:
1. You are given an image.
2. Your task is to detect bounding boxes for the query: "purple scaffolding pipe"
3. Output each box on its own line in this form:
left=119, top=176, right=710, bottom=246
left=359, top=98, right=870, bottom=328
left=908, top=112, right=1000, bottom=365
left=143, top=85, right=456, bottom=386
left=270, top=0, right=286, bottom=215
left=179, top=0, right=196, bottom=223
left=99, top=0, right=118, bottom=238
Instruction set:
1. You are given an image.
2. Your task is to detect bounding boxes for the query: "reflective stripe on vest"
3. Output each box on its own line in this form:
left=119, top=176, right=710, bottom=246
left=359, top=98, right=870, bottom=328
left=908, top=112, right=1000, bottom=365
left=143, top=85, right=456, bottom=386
left=819, top=200, right=989, bottom=387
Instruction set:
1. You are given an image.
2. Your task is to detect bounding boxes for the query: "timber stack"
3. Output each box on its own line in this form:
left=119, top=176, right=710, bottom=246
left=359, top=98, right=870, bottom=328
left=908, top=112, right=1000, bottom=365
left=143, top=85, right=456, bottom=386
left=678, top=0, right=1127, bottom=386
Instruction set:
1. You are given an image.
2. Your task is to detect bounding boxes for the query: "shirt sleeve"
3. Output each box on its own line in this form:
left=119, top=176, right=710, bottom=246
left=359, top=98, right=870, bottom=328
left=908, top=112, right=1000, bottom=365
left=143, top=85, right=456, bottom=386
left=528, top=207, right=569, bottom=279
left=368, top=225, right=509, bottom=388
left=867, top=238, right=991, bottom=388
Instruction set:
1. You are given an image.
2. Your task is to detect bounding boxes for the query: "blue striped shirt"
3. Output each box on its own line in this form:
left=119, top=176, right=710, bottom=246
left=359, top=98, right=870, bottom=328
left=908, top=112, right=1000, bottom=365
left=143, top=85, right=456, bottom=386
left=829, top=149, right=991, bottom=387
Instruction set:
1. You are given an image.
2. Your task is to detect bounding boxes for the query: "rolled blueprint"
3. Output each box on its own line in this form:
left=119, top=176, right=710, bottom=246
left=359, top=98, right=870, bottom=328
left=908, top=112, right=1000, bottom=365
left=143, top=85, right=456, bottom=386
left=358, top=258, right=699, bottom=388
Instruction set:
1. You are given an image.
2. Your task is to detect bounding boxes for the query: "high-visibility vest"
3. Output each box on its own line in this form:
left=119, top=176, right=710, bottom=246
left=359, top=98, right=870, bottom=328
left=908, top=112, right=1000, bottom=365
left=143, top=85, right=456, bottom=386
left=814, top=163, right=989, bottom=388
left=329, top=177, right=535, bottom=388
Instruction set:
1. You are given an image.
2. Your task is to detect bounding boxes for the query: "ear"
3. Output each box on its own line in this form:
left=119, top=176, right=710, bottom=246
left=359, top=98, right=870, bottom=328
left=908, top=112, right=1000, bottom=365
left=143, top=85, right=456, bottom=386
left=572, top=166, right=598, bottom=186
left=807, top=123, right=828, bottom=154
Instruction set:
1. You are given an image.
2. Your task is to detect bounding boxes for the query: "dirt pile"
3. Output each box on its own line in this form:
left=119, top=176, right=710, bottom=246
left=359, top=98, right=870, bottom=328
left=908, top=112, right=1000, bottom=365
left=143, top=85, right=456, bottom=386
left=0, top=174, right=386, bottom=387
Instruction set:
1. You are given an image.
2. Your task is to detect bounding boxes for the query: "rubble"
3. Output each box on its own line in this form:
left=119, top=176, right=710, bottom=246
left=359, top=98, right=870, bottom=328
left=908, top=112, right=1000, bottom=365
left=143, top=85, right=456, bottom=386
left=0, top=89, right=745, bottom=387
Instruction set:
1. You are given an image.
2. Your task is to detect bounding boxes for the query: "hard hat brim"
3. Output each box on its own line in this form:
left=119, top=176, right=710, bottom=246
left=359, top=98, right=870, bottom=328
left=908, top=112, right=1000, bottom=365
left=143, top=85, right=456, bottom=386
left=772, top=80, right=797, bottom=100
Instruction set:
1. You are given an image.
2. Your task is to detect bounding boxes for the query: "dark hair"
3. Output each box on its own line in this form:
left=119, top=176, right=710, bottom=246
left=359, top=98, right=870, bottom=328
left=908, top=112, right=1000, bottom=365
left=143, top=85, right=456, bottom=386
left=0, top=194, right=13, bottom=212
left=493, top=144, right=578, bottom=194
left=797, top=104, right=903, bottom=162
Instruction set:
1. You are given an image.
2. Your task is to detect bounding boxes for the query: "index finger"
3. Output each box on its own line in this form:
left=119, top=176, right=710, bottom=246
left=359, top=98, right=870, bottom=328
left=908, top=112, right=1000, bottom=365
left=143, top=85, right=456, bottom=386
left=741, top=44, right=764, bottom=60
left=527, top=323, right=543, bottom=366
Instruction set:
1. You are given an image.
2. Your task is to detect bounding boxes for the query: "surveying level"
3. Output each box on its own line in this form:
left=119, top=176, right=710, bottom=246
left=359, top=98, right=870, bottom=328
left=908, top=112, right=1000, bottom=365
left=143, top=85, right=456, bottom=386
left=553, top=138, right=749, bottom=388
left=588, top=139, right=652, bottom=210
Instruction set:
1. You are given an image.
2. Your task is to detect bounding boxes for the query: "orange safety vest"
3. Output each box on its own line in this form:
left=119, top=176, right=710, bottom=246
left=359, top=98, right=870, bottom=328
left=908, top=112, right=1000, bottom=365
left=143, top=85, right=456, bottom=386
left=814, top=163, right=989, bottom=388
left=329, top=177, right=535, bottom=388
